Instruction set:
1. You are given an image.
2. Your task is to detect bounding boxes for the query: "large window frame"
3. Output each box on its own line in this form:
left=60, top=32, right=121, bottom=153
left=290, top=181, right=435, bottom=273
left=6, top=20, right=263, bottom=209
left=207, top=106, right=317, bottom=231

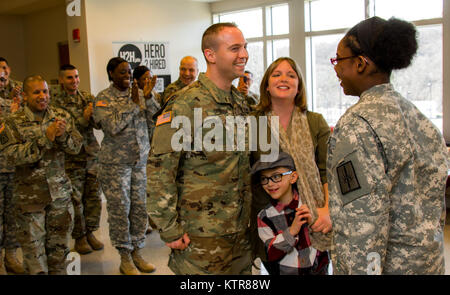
left=210, top=0, right=450, bottom=143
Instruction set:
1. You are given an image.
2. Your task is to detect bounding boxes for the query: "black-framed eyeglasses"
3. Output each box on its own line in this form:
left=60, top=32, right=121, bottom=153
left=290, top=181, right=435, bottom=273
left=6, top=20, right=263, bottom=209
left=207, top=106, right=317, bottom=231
left=260, top=171, right=293, bottom=185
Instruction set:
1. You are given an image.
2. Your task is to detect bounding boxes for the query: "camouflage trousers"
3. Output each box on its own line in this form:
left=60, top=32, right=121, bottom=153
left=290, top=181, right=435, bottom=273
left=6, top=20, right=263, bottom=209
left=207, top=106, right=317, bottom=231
left=168, top=230, right=252, bottom=275
left=98, top=163, right=147, bottom=252
left=15, top=197, right=74, bottom=274
left=66, top=162, right=101, bottom=239
left=0, top=172, right=20, bottom=250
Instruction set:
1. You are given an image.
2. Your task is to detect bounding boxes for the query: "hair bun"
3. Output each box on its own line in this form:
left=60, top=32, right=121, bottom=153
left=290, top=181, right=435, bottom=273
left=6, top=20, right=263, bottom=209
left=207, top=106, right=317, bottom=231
left=372, top=17, right=418, bottom=72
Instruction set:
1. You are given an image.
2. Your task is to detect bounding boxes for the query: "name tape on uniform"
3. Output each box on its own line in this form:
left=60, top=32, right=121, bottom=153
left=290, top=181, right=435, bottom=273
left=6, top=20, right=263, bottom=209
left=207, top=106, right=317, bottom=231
left=156, top=111, right=172, bottom=126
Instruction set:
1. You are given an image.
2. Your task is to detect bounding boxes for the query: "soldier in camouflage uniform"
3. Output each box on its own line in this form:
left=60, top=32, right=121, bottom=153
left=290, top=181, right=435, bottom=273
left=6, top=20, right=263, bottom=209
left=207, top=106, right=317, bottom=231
left=0, top=69, right=24, bottom=275
left=132, top=65, right=161, bottom=234
left=237, top=70, right=259, bottom=108
left=147, top=23, right=252, bottom=275
left=93, top=57, right=155, bottom=275
left=0, top=76, right=82, bottom=275
left=0, top=57, right=22, bottom=102
left=50, top=64, right=103, bottom=255
left=327, top=17, right=448, bottom=274
left=160, top=56, right=199, bottom=105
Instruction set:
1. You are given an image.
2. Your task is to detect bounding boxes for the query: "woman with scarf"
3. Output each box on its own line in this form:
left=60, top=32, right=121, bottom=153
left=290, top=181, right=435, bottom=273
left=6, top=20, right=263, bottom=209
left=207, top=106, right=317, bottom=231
left=250, top=57, right=332, bottom=274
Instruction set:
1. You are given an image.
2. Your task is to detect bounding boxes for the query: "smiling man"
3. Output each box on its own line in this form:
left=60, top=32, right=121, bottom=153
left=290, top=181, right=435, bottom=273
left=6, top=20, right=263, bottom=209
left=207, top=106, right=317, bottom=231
left=50, top=64, right=103, bottom=256
left=160, top=56, right=199, bottom=105
left=0, top=75, right=82, bottom=274
left=147, top=23, right=253, bottom=275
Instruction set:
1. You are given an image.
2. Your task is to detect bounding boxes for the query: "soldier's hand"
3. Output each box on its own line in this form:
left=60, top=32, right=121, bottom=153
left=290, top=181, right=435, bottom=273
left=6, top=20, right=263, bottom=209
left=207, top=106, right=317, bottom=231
left=83, top=103, right=93, bottom=121
left=311, top=206, right=332, bottom=234
left=54, top=118, right=67, bottom=137
left=10, top=101, right=20, bottom=113
left=46, top=122, right=58, bottom=142
left=143, top=75, right=157, bottom=99
left=165, top=233, right=190, bottom=250
left=131, top=79, right=140, bottom=105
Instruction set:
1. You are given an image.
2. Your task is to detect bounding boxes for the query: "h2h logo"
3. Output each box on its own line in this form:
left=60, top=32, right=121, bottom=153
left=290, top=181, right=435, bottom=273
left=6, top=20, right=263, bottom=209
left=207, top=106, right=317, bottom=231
left=118, top=44, right=143, bottom=69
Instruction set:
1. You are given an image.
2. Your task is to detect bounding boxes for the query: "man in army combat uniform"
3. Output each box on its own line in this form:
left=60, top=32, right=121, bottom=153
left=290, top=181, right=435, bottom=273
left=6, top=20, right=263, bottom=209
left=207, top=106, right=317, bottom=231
left=0, top=67, right=24, bottom=275
left=160, top=56, right=199, bottom=105
left=147, top=23, right=252, bottom=275
left=0, top=76, right=82, bottom=274
left=51, top=64, right=103, bottom=255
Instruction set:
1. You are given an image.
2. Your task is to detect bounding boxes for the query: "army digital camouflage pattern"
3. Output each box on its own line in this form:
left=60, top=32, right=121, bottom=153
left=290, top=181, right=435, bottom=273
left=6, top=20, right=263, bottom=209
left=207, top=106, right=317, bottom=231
left=0, top=105, right=82, bottom=274
left=327, top=84, right=448, bottom=275
left=160, top=78, right=186, bottom=105
left=140, top=89, right=161, bottom=142
left=0, top=95, right=20, bottom=252
left=0, top=79, right=22, bottom=100
left=93, top=84, right=150, bottom=252
left=50, top=86, right=101, bottom=239
left=147, top=73, right=252, bottom=274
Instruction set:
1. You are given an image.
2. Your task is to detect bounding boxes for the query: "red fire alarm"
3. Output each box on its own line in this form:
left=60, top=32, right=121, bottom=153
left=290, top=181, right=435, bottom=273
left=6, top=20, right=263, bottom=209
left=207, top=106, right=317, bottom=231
left=72, top=28, right=80, bottom=43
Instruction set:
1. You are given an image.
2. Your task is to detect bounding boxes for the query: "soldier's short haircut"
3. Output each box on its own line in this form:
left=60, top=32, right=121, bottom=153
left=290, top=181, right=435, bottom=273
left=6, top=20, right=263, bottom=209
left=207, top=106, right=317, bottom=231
left=23, top=75, right=47, bottom=94
left=59, top=64, right=77, bottom=77
left=201, top=22, right=238, bottom=53
left=0, top=57, right=8, bottom=65
left=107, top=57, right=128, bottom=81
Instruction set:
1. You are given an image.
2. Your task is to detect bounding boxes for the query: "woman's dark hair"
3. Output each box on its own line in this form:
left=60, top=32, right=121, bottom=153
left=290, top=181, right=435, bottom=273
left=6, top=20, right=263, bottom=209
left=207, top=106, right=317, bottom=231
left=106, top=57, right=128, bottom=81
left=344, top=16, right=418, bottom=75
left=133, top=65, right=150, bottom=81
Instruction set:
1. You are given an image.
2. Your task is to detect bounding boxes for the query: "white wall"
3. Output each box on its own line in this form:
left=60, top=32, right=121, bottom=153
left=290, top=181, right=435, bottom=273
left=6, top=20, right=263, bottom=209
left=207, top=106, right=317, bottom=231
left=66, top=0, right=91, bottom=92
left=84, top=0, right=211, bottom=96
left=23, top=4, right=68, bottom=84
left=0, top=16, right=27, bottom=81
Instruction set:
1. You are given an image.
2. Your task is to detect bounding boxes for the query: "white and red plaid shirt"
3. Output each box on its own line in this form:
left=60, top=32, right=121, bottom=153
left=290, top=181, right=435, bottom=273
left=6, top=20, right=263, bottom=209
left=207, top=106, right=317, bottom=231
left=257, top=190, right=329, bottom=275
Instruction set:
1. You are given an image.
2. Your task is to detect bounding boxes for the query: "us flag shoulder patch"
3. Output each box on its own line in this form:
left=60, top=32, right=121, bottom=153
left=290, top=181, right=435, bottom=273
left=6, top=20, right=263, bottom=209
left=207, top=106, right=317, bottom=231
left=96, top=100, right=108, bottom=107
left=156, top=111, right=172, bottom=127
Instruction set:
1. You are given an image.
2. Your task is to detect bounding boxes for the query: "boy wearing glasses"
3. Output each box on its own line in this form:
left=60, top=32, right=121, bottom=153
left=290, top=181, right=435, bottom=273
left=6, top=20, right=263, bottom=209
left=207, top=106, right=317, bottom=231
left=252, top=152, right=329, bottom=275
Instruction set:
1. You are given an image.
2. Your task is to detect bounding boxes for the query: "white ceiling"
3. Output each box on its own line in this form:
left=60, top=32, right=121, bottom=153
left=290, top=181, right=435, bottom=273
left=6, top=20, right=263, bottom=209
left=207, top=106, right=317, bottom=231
left=0, top=0, right=224, bottom=15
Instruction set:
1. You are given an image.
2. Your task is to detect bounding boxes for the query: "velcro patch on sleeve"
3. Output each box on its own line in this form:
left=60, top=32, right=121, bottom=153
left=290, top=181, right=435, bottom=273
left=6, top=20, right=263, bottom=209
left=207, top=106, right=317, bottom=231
left=336, top=160, right=361, bottom=195
left=156, top=111, right=172, bottom=127
left=96, top=100, right=108, bottom=107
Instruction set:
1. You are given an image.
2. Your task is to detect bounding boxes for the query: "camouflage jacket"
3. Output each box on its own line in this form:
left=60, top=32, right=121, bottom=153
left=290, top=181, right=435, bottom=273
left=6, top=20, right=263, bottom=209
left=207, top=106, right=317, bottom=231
left=327, top=83, right=448, bottom=275
left=0, top=79, right=22, bottom=100
left=93, top=84, right=150, bottom=166
left=50, top=85, right=100, bottom=166
left=140, top=89, right=161, bottom=142
left=0, top=95, right=18, bottom=173
left=245, top=91, right=259, bottom=107
left=160, top=78, right=186, bottom=105
left=0, top=105, right=83, bottom=212
left=147, top=73, right=252, bottom=242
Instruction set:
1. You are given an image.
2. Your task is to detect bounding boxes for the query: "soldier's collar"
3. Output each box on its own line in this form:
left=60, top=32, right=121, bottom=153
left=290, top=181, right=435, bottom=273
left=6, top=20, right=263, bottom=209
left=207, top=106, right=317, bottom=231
left=24, top=105, right=53, bottom=121
left=360, top=83, right=394, bottom=102
left=198, top=73, right=238, bottom=105
left=109, top=83, right=130, bottom=98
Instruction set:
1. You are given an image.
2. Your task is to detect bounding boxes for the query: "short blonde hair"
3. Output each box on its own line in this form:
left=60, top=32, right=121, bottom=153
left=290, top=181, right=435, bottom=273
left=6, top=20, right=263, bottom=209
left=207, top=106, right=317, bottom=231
left=257, top=57, right=307, bottom=113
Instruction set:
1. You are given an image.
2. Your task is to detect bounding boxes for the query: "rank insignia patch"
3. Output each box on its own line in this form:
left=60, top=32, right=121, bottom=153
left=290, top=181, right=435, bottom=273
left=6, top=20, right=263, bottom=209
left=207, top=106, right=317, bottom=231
left=337, top=161, right=361, bottom=195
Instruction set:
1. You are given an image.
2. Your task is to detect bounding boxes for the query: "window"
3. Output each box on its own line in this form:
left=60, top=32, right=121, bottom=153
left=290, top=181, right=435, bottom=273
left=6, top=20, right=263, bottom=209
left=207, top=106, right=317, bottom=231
left=214, top=3, right=291, bottom=95
left=305, top=0, right=444, bottom=131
